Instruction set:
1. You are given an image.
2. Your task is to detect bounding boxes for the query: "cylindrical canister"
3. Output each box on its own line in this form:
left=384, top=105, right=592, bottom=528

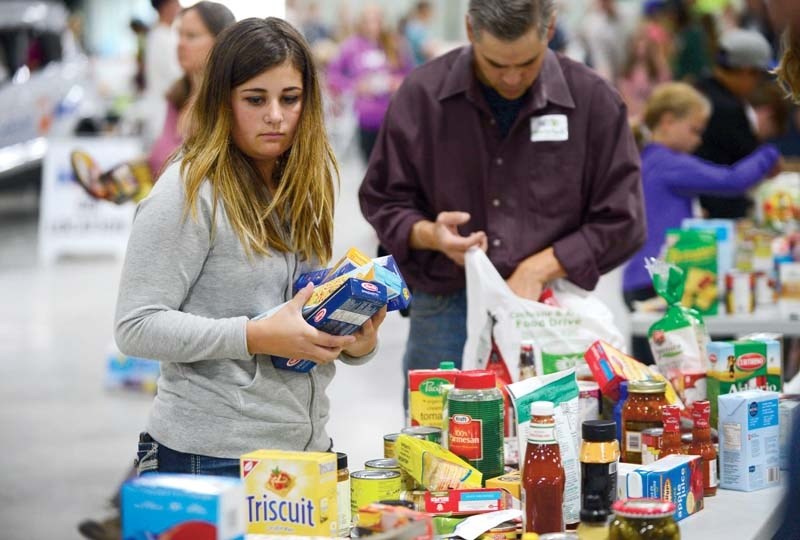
left=400, top=425, right=442, bottom=445
left=383, top=433, right=401, bottom=459
left=350, top=470, right=402, bottom=519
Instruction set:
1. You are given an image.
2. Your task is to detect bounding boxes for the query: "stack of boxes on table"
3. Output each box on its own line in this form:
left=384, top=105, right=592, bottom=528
left=120, top=248, right=793, bottom=540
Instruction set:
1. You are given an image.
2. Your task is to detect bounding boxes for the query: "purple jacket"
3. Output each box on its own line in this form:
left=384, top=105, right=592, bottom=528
left=622, top=142, right=780, bottom=292
left=327, top=36, right=412, bottom=131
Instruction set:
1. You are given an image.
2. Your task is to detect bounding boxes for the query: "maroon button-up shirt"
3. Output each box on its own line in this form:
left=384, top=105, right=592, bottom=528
left=359, top=46, right=646, bottom=296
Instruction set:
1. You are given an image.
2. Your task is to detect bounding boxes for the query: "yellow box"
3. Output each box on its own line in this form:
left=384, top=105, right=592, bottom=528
left=241, top=449, right=338, bottom=537
left=394, top=434, right=482, bottom=491
left=485, top=470, right=521, bottom=500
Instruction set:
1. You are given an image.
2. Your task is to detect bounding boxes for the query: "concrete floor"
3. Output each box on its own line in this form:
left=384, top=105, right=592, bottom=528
left=0, top=146, right=628, bottom=539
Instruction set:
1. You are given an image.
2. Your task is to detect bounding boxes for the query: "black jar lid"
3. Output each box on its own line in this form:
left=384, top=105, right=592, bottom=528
left=582, top=420, right=617, bottom=442
left=336, top=451, right=348, bottom=470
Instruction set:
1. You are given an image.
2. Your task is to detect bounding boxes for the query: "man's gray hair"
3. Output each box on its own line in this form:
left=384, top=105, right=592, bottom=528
left=468, top=0, right=556, bottom=41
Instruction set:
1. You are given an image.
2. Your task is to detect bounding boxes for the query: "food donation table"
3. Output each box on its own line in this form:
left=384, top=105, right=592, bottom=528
left=630, top=307, right=800, bottom=338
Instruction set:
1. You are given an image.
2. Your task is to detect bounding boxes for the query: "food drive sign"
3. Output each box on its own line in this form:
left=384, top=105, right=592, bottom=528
left=38, top=137, right=139, bottom=264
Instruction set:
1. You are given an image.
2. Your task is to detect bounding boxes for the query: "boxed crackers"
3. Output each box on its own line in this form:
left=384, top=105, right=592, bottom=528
left=122, top=474, right=245, bottom=540
left=240, top=449, right=337, bottom=536
left=718, top=390, right=781, bottom=492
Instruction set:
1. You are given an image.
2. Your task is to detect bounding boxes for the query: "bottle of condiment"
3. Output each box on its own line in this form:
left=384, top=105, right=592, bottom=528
left=520, top=340, right=537, bottom=380
left=577, top=493, right=610, bottom=540
left=448, top=370, right=504, bottom=480
left=609, top=499, right=680, bottom=540
left=689, top=400, right=718, bottom=497
left=580, top=420, right=620, bottom=515
left=621, top=380, right=668, bottom=464
left=659, top=405, right=684, bottom=458
left=335, top=452, right=351, bottom=537
left=522, top=401, right=566, bottom=534
left=613, top=381, right=629, bottom=445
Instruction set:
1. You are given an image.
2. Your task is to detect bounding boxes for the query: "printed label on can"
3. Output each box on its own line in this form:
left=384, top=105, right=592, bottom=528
left=626, top=431, right=642, bottom=453
left=449, top=415, right=484, bottom=460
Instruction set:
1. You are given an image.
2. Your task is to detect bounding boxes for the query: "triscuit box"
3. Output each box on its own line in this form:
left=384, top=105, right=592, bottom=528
left=718, top=390, right=781, bottom=492
left=626, top=455, right=704, bottom=522
left=272, top=278, right=387, bottom=372
left=122, top=474, right=245, bottom=540
left=707, top=340, right=781, bottom=427
left=240, top=450, right=337, bottom=536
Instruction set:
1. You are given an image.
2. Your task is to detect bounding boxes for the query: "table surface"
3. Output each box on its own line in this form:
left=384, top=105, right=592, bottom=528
left=629, top=307, right=800, bottom=337
left=679, top=482, right=785, bottom=540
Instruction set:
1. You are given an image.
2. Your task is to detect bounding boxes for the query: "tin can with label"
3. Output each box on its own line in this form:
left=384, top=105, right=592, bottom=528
left=383, top=433, right=401, bottom=459
left=366, top=457, right=416, bottom=490
left=641, top=427, right=664, bottom=465
left=398, top=490, right=427, bottom=511
left=350, top=470, right=402, bottom=518
left=400, top=426, right=442, bottom=445
left=726, top=271, right=754, bottom=314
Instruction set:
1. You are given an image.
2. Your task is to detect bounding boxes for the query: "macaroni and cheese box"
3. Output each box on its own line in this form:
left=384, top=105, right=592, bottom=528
left=271, top=278, right=388, bottom=372
left=626, top=454, right=704, bottom=522
left=718, top=390, right=781, bottom=492
left=240, top=449, right=337, bottom=537
left=122, top=474, right=245, bottom=540
left=707, top=339, right=782, bottom=427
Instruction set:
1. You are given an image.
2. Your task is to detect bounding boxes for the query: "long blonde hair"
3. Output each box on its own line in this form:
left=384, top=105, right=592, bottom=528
left=775, top=28, right=800, bottom=103
left=180, top=17, right=338, bottom=263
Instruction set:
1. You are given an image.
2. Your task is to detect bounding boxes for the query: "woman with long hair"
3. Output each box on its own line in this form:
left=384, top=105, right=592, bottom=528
left=70, top=1, right=235, bottom=204
left=115, top=17, right=385, bottom=477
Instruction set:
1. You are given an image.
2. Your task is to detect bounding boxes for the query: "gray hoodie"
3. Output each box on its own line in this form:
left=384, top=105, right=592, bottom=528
left=115, top=162, right=373, bottom=459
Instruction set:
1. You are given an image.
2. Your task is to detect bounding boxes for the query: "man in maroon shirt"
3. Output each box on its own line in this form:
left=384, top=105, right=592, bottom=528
left=359, top=0, right=646, bottom=384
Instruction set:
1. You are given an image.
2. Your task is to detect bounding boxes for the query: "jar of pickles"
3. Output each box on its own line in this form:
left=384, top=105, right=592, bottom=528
left=609, top=499, right=680, bottom=540
left=621, top=380, right=668, bottom=464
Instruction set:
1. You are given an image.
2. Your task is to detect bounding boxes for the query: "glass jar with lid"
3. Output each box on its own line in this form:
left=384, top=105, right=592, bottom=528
left=609, top=499, right=680, bottom=540
left=621, top=380, right=668, bottom=464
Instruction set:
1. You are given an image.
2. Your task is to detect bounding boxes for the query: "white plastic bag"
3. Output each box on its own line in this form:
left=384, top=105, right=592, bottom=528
left=463, top=248, right=625, bottom=380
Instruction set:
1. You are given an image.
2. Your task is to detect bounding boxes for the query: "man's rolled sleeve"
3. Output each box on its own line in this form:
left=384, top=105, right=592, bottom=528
left=553, top=230, right=601, bottom=290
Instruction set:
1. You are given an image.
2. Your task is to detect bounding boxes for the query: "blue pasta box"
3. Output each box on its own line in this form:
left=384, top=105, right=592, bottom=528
left=122, top=474, right=245, bottom=540
left=626, top=454, right=705, bottom=522
left=373, top=254, right=412, bottom=312
left=272, top=278, right=388, bottom=372
left=718, top=390, right=781, bottom=491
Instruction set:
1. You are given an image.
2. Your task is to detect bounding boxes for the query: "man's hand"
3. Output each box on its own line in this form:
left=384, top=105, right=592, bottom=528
left=506, top=248, right=566, bottom=302
left=411, top=211, right=487, bottom=266
left=246, top=284, right=356, bottom=364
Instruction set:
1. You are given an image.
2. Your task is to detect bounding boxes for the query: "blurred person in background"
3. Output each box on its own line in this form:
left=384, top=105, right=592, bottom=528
left=580, top=0, right=628, bottom=82
left=403, top=1, right=437, bottom=67
left=618, top=25, right=672, bottom=123
left=739, top=0, right=779, bottom=54
left=70, top=2, right=235, bottom=209
left=360, top=0, right=645, bottom=392
left=670, top=0, right=715, bottom=82
left=130, top=19, right=149, bottom=94
left=116, top=15, right=382, bottom=477
left=326, top=4, right=413, bottom=163
left=144, top=0, right=182, bottom=143
left=622, top=82, right=780, bottom=362
left=301, top=1, right=333, bottom=46
left=767, top=1, right=800, bottom=538
left=694, top=28, right=774, bottom=218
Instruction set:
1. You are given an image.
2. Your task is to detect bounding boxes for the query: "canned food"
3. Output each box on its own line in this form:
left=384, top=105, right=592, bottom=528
left=401, top=426, right=442, bottom=444
left=477, top=521, right=519, bottom=540
left=641, top=427, right=663, bottom=465
left=398, top=490, right=427, bottom=511
left=350, top=470, right=402, bottom=518
left=365, top=458, right=400, bottom=471
left=383, top=433, right=401, bottom=459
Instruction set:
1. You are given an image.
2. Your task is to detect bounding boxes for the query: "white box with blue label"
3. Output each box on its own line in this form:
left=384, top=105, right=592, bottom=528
left=271, top=278, right=388, bottom=372
left=626, top=454, right=704, bottom=522
left=718, top=389, right=780, bottom=491
left=122, top=474, right=245, bottom=540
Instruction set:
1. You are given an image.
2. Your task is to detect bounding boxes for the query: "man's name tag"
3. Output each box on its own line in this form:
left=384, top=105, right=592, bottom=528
left=530, top=114, right=569, bottom=142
